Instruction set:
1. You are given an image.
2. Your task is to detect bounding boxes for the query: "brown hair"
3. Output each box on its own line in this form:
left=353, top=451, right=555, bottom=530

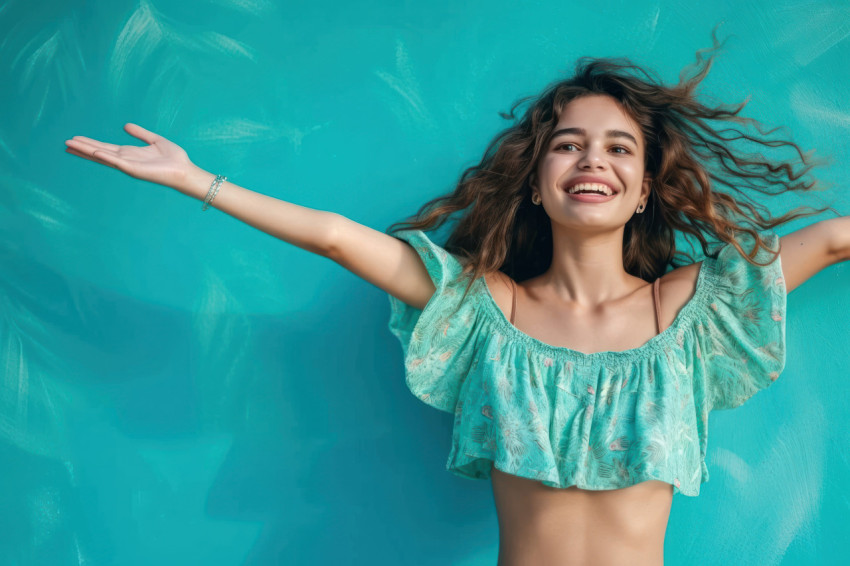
left=386, top=34, right=837, bottom=297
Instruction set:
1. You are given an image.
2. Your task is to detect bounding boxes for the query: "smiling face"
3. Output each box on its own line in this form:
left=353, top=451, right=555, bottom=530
left=531, top=94, right=651, bottom=233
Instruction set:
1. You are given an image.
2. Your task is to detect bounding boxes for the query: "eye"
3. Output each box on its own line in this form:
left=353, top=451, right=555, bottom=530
left=555, top=142, right=579, bottom=151
left=610, top=146, right=631, bottom=155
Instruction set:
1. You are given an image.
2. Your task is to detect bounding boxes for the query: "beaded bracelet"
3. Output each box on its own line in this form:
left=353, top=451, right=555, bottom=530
left=202, top=174, right=226, bottom=211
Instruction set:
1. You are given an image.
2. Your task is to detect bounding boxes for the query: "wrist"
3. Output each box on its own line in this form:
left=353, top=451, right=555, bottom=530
left=176, top=165, right=216, bottom=201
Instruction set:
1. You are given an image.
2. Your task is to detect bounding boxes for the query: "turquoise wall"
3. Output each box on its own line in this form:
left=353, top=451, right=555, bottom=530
left=2, top=1, right=849, bottom=564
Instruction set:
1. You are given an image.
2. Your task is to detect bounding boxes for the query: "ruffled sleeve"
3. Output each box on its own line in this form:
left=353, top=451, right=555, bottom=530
left=387, top=229, right=480, bottom=413
left=699, top=232, right=787, bottom=411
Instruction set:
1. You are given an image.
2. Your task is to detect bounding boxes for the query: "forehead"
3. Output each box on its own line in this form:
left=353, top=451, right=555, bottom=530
left=555, top=95, right=643, bottom=145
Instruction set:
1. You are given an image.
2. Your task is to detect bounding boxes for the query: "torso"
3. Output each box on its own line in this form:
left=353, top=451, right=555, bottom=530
left=482, top=262, right=702, bottom=566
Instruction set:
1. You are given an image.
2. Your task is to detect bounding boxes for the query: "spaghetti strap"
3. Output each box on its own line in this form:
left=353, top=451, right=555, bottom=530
left=652, top=278, right=662, bottom=334
left=509, top=277, right=517, bottom=325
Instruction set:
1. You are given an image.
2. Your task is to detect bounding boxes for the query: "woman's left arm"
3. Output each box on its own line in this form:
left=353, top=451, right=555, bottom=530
left=780, top=216, right=850, bottom=293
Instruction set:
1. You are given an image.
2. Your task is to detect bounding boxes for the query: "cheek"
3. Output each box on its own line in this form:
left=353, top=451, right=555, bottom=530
left=619, top=160, right=644, bottom=180
left=538, top=154, right=573, bottom=177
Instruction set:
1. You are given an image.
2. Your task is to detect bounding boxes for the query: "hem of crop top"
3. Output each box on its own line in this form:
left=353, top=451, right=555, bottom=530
left=476, top=258, right=716, bottom=362
left=448, top=452, right=690, bottom=495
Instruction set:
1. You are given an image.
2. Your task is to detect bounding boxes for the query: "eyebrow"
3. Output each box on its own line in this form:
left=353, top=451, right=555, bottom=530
left=550, top=127, right=639, bottom=146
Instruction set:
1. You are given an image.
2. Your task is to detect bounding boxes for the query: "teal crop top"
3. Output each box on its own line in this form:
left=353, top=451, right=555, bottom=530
left=387, top=229, right=787, bottom=497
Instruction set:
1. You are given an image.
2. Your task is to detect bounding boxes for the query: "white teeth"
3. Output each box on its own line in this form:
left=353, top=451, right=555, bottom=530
left=567, top=183, right=614, bottom=196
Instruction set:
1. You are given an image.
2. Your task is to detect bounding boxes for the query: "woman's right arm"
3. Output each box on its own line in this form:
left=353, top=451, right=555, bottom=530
left=65, top=123, right=435, bottom=310
left=181, top=168, right=436, bottom=310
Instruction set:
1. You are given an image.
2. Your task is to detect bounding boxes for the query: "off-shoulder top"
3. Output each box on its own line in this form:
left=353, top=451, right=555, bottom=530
left=386, top=229, right=787, bottom=497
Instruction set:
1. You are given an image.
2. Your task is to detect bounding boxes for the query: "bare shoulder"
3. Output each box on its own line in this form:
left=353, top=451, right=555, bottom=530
left=657, top=260, right=703, bottom=326
left=483, top=270, right=515, bottom=313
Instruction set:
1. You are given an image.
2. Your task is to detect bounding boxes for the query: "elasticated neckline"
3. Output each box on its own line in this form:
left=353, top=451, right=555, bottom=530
left=476, top=260, right=717, bottom=363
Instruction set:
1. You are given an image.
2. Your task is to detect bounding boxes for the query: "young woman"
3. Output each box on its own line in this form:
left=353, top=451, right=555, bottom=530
left=65, top=43, right=848, bottom=565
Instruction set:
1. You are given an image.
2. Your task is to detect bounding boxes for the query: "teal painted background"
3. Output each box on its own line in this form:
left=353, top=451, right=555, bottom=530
left=2, top=0, right=849, bottom=564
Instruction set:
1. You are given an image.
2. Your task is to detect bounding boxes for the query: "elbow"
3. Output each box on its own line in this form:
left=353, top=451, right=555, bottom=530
left=323, top=212, right=346, bottom=261
left=827, top=216, right=850, bottom=264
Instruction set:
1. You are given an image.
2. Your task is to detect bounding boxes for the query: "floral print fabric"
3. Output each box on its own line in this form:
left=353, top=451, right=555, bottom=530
left=387, top=229, right=786, bottom=497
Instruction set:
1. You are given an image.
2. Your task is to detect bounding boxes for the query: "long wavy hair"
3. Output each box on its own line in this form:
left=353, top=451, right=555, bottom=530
left=386, top=35, right=836, bottom=298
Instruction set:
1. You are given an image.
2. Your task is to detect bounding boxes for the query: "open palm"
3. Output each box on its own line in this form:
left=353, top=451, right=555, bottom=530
left=65, top=123, right=195, bottom=188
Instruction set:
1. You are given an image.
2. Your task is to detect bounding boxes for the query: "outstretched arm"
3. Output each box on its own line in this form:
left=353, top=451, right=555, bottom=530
left=64, top=123, right=436, bottom=309
left=779, top=217, right=850, bottom=293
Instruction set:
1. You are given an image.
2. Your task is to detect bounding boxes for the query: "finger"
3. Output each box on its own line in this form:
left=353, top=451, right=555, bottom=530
left=65, top=139, right=122, bottom=164
left=124, top=123, right=162, bottom=145
left=65, top=139, right=125, bottom=168
left=90, top=148, right=127, bottom=169
left=65, top=138, right=101, bottom=153
left=65, top=147, right=118, bottom=169
left=69, top=135, right=120, bottom=152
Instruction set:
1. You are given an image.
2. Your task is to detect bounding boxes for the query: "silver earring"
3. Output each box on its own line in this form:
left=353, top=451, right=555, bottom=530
left=636, top=203, right=645, bottom=213
left=532, top=193, right=542, bottom=205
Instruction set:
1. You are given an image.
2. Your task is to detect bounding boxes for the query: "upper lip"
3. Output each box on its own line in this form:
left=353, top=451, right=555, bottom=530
left=563, top=176, right=619, bottom=194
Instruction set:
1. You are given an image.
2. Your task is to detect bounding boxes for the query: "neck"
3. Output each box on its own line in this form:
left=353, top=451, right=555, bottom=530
left=539, top=224, right=638, bottom=308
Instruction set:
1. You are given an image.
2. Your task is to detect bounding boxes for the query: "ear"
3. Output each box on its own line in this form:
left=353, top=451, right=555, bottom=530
left=641, top=174, right=652, bottom=204
left=529, top=172, right=538, bottom=191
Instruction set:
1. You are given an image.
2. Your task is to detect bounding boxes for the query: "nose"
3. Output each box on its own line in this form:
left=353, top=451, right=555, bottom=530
left=578, top=146, right=607, bottom=170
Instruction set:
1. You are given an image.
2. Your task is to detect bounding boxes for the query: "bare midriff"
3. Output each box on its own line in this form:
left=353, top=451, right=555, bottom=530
left=491, top=465, right=673, bottom=566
